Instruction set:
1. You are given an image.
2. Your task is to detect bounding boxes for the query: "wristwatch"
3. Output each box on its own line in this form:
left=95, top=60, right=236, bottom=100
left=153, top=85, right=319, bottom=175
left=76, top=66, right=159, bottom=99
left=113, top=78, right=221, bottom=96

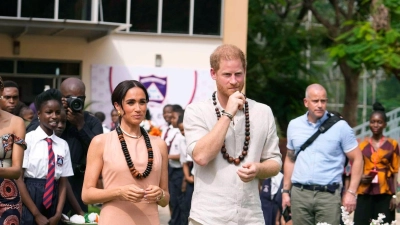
left=281, top=189, right=290, bottom=194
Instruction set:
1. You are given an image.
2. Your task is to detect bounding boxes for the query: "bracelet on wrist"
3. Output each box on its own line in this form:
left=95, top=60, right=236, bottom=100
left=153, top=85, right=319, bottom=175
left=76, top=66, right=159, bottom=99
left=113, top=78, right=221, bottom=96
left=221, top=110, right=233, bottom=121
left=346, top=189, right=357, bottom=197
left=157, top=189, right=165, bottom=202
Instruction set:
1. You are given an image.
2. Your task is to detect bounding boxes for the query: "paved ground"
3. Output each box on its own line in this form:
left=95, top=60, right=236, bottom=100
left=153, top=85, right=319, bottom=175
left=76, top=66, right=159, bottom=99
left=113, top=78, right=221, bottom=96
left=158, top=205, right=170, bottom=225
left=157, top=206, right=400, bottom=225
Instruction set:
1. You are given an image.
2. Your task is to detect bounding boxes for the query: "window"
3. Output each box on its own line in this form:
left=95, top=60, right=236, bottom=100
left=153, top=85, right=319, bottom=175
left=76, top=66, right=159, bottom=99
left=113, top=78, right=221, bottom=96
left=130, top=0, right=158, bottom=32
left=193, top=0, right=221, bottom=35
left=0, top=60, right=14, bottom=73
left=21, top=0, right=55, bottom=19
left=17, top=61, right=80, bottom=75
left=100, top=0, right=127, bottom=23
left=0, top=0, right=17, bottom=17
left=59, top=0, right=92, bottom=21
left=1, top=0, right=222, bottom=36
left=161, top=0, right=190, bottom=34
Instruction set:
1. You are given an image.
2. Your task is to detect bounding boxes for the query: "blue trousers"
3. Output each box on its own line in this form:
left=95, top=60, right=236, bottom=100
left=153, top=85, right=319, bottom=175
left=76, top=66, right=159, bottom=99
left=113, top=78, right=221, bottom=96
left=168, top=166, right=184, bottom=225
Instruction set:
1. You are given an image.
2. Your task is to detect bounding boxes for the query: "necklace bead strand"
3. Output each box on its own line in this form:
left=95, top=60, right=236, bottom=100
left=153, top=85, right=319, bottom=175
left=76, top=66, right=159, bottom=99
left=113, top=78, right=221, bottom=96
left=212, top=91, right=250, bottom=165
left=119, top=126, right=143, bottom=139
left=116, top=126, right=153, bottom=179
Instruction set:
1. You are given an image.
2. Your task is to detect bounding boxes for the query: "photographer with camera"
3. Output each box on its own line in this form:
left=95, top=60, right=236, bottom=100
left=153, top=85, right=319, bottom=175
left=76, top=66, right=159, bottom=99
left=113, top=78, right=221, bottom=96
left=26, top=78, right=103, bottom=215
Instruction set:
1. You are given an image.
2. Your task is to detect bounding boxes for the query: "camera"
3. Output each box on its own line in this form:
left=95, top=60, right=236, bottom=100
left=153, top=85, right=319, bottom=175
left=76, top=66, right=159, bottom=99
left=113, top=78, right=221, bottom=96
left=66, top=97, right=84, bottom=112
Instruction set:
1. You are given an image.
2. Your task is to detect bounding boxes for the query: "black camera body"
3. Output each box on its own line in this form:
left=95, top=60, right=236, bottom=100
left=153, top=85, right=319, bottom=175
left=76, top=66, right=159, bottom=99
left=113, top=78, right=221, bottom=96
left=66, top=97, right=84, bottom=112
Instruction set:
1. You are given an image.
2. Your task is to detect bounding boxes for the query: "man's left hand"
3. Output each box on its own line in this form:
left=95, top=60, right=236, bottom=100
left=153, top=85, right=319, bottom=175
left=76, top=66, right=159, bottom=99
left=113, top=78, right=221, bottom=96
left=66, top=108, right=85, bottom=130
left=342, top=191, right=357, bottom=213
left=237, top=162, right=259, bottom=182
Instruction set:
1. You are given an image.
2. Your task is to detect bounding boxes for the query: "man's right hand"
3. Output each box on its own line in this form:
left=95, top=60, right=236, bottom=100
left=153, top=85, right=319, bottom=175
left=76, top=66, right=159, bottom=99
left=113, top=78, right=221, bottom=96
left=282, top=193, right=291, bottom=210
left=225, top=91, right=246, bottom=117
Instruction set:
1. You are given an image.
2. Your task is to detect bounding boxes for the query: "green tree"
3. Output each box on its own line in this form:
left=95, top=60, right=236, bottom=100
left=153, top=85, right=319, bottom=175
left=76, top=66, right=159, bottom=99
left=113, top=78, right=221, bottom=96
left=247, top=0, right=322, bottom=136
left=310, top=0, right=400, bottom=126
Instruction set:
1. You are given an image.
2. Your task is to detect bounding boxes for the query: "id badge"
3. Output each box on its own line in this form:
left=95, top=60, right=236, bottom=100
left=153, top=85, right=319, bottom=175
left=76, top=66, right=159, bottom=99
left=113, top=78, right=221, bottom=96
left=372, top=175, right=378, bottom=183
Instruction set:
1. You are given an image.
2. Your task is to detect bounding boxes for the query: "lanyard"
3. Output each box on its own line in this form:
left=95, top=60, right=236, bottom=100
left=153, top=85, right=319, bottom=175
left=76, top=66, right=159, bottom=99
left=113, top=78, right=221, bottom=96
left=369, top=136, right=384, bottom=170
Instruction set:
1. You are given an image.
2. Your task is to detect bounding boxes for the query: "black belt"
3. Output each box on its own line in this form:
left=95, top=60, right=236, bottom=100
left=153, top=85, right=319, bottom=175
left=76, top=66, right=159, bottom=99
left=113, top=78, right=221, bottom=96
left=293, top=183, right=340, bottom=194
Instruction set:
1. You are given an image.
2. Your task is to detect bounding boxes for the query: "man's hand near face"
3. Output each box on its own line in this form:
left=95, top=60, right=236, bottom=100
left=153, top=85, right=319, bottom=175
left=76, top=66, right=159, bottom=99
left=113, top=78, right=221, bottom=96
left=62, top=97, right=85, bottom=130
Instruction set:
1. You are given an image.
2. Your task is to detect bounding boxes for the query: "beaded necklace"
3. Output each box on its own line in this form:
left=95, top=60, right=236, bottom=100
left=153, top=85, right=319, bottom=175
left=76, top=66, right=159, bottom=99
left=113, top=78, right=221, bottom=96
left=212, top=91, right=250, bottom=165
left=116, top=126, right=153, bottom=179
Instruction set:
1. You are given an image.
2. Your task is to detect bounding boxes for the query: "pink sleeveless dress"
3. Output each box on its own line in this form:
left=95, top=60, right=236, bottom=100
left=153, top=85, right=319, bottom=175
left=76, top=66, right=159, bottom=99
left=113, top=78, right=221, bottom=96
left=99, top=131, right=162, bottom=225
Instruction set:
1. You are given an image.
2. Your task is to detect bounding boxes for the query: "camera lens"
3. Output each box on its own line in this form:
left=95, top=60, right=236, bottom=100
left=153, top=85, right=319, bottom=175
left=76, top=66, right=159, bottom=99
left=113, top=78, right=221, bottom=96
left=67, top=97, right=84, bottom=112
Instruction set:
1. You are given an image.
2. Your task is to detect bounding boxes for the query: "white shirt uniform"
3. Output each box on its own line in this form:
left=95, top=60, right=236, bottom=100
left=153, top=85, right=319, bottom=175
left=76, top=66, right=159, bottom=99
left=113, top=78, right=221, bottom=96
left=169, top=132, right=184, bottom=168
left=23, top=126, right=74, bottom=180
left=162, top=126, right=180, bottom=147
left=102, top=124, right=111, bottom=133
left=160, top=124, right=171, bottom=141
left=179, top=136, right=195, bottom=175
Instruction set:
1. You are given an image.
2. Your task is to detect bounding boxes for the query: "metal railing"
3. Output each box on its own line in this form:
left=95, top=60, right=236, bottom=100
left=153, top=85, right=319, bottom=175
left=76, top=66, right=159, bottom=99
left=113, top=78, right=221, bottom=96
left=353, top=107, right=400, bottom=141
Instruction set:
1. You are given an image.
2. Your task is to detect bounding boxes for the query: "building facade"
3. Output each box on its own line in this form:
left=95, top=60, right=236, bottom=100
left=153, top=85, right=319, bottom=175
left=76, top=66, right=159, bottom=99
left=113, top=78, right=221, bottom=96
left=0, top=0, right=248, bottom=125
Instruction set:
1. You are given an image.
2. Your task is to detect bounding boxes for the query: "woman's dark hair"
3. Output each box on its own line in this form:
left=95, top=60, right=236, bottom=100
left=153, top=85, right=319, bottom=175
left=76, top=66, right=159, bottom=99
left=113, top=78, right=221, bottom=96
left=111, top=80, right=149, bottom=110
left=371, top=102, right=387, bottom=122
left=172, top=104, right=183, bottom=113
left=177, top=112, right=184, bottom=125
left=163, top=104, right=172, bottom=110
left=34, top=89, right=62, bottom=110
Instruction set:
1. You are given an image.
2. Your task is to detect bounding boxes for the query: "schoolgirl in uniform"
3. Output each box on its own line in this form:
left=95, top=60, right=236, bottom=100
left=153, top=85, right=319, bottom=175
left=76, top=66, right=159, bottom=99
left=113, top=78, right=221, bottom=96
left=16, top=89, right=73, bottom=225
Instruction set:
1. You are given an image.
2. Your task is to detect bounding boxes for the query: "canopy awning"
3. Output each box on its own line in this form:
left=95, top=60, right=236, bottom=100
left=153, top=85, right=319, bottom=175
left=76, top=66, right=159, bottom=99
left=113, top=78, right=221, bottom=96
left=0, top=17, right=129, bottom=42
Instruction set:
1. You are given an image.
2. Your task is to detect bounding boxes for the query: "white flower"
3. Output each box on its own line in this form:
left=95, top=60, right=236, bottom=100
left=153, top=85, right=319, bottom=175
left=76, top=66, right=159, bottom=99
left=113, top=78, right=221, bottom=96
left=70, top=215, right=85, bottom=223
left=318, top=206, right=395, bottom=225
left=88, top=212, right=99, bottom=222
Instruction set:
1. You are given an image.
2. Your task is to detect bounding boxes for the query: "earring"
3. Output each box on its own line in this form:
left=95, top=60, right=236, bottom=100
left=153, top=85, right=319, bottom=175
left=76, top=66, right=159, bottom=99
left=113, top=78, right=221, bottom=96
left=118, top=111, right=121, bottom=117
left=38, top=117, right=40, bottom=122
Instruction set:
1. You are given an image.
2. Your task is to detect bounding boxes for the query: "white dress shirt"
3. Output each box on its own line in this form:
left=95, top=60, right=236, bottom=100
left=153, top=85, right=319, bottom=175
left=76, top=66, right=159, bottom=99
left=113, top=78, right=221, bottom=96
left=23, top=126, right=74, bottom=180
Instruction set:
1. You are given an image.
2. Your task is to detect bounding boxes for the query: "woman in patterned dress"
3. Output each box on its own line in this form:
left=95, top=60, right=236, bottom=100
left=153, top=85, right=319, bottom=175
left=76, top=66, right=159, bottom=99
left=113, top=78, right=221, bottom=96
left=0, top=76, right=27, bottom=225
left=353, top=102, right=399, bottom=224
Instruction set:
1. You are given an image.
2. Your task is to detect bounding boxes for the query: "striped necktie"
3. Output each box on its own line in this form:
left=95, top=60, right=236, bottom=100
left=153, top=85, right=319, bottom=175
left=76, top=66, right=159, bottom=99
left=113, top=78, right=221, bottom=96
left=43, top=138, right=55, bottom=209
left=163, top=127, right=171, bottom=141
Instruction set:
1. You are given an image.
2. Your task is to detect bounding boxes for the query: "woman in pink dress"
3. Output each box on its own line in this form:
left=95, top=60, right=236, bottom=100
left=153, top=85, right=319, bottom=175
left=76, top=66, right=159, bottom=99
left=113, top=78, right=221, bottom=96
left=82, top=80, right=169, bottom=225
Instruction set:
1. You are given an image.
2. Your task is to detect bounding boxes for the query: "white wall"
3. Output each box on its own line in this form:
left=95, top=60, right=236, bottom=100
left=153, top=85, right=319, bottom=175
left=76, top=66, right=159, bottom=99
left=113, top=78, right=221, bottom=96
left=0, top=33, right=222, bottom=101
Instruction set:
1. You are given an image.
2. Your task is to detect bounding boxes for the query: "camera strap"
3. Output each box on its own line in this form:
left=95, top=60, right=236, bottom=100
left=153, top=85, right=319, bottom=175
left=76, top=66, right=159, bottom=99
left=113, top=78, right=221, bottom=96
left=295, top=112, right=343, bottom=159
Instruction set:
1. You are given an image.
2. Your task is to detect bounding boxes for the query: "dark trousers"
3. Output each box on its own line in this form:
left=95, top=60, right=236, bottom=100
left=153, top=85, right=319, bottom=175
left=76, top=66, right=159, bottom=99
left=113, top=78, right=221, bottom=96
left=180, top=182, right=194, bottom=225
left=353, top=194, right=395, bottom=225
left=168, top=166, right=184, bottom=225
left=22, top=178, right=59, bottom=225
left=63, top=175, right=87, bottom=215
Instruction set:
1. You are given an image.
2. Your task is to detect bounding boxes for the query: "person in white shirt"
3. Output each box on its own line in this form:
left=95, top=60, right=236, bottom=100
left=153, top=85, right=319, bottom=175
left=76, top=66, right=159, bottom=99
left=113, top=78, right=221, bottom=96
left=16, top=89, right=74, bottom=225
left=160, top=104, right=173, bottom=141
left=184, top=44, right=282, bottom=225
left=168, top=105, right=185, bottom=225
left=178, top=113, right=194, bottom=225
